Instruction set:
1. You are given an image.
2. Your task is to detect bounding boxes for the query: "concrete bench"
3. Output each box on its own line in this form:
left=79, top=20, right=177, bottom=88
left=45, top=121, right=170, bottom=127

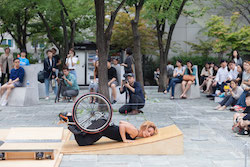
left=4, top=65, right=39, bottom=106
left=172, top=65, right=200, bottom=99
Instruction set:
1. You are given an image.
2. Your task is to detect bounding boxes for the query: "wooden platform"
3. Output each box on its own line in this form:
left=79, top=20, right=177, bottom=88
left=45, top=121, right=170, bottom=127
left=62, top=124, right=183, bottom=155
left=0, top=127, right=70, bottom=167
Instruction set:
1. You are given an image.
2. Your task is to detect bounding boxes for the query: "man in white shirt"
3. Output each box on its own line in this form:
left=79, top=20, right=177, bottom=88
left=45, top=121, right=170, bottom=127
left=212, top=60, right=229, bottom=94
left=228, top=61, right=239, bottom=80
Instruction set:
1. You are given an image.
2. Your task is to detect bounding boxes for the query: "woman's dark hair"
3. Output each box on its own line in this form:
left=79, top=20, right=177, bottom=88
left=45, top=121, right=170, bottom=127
left=231, top=79, right=238, bottom=85
left=187, top=60, right=193, bottom=66
left=176, top=60, right=182, bottom=65
left=232, top=50, right=240, bottom=59
left=246, top=92, right=250, bottom=98
left=126, top=48, right=133, bottom=55
left=205, top=62, right=210, bottom=70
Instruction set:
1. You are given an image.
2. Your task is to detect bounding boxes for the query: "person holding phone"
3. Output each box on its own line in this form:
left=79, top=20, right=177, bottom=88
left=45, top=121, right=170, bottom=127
left=214, top=80, right=243, bottom=111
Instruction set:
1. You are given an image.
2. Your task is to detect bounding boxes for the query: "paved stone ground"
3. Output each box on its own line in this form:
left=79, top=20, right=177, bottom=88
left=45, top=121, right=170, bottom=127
left=1, top=86, right=250, bottom=167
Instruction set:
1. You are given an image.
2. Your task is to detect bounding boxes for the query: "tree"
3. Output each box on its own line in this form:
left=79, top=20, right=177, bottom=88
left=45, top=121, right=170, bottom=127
left=125, top=0, right=145, bottom=94
left=0, top=0, right=36, bottom=51
left=111, top=11, right=158, bottom=55
left=210, top=0, right=250, bottom=24
left=204, top=13, right=250, bottom=58
left=94, top=0, right=126, bottom=99
left=35, top=0, right=94, bottom=60
left=145, top=0, right=188, bottom=92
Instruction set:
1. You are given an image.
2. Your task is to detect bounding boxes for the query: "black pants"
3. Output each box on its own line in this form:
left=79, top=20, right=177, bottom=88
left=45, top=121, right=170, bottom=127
left=74, top=119, right=122, bottom=146
left=212, top=82, right=228, bottom=94
left=1, top=73, right=10, bottom=85
left=219, top=95, right=237, bottom=107
left=119, top=94, right=145, bottom=114
left=60, top=82, right=79, bottom=97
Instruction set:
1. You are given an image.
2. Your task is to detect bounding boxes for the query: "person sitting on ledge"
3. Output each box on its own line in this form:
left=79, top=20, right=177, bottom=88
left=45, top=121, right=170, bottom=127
left=0, top=58, right=25, bottom=106
left=57, top=66, right=79, bottom=102
left=58, top=112, right=158, bottom=145
left=232, top=92, right=250, bottom=135
left=119, top=73, right=145, bottom=115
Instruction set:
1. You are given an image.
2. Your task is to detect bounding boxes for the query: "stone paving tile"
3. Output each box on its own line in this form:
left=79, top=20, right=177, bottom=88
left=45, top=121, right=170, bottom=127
left=1, top=87, right=250, bottom=167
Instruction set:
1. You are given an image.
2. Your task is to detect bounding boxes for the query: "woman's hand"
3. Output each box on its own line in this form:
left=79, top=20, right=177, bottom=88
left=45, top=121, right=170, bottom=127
left=123, top=140, right=134, bottom=143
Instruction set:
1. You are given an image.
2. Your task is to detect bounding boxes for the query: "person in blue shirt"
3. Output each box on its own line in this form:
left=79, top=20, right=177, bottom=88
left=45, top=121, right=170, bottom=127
left=0, top=58, right=25, bottom=106
left=57, top=66, right=79, bottom=102
left=119, top=73, right=145, bottom=115
left=19, top=50, right=30, bottom=66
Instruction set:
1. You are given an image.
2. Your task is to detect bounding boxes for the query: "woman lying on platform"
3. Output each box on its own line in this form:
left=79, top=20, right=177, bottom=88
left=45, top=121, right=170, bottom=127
left=58, top=112, right=158, bottom=146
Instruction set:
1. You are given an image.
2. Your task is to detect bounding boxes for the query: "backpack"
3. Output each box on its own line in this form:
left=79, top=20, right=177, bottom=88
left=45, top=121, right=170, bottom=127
left=38, top=70, right=45, bottom=83
left=167, top=67, right=174, bottom=77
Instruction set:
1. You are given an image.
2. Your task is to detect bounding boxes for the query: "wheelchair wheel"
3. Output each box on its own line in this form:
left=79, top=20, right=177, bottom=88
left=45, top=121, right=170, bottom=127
left=72, top=93, right=112, bottom=134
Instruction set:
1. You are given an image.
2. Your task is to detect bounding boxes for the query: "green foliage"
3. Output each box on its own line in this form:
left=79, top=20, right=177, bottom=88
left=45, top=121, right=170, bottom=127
left=184, top=39, right=214, bottom=56
left=111, top=10, right=158, bottom=55
left=144, top=0, right=183, bottom=25
left=205, top=13, right=250, bottom=54
left=143, top=56, right=159, bottom=86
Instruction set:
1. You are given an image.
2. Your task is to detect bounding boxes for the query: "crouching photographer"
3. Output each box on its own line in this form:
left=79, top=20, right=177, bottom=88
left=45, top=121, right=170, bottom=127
left=56, top=66, right=79, bottom=102
left=119, top=73, right=145, bottom=115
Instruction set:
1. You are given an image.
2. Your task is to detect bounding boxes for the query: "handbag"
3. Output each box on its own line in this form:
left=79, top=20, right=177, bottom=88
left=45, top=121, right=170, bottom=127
left=38, top=70, right=45, bottom=83
left=183, top=75, right=195, bottom=81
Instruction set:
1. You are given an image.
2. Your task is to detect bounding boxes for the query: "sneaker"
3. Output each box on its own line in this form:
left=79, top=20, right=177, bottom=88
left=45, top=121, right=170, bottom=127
left=1, top=100, right=7, bottom=106
left=68, top=125, right=85, bottom=135
left=45, top=97, right=49, bottom=100
left=59, top=112, right=69, bottom=122
left=237, top=129, right=249, bottom=135
left=111, top=100, right=117, bottom=104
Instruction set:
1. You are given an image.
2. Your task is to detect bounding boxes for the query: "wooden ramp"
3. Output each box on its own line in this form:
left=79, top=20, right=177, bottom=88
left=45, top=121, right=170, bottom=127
left=0, top=127, right=70, bottom=167
left=62, top=124, right=183, bottom=155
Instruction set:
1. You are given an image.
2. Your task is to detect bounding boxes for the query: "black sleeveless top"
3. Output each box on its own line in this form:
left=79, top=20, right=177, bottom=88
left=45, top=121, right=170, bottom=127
left=102, top=124, right=136, bottom=142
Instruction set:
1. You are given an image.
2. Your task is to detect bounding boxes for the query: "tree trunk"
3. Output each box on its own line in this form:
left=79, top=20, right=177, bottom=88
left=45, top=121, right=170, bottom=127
left=95, top=0, right=109, bottom=100
left=131, top=0, right=145, bottom=95
left=156, top=20, right=166, bottom=92
left=131, top=20, right=145, bottom=94
left=60, top=10, right=69, bottom=59
left=157, top=0, right=187, bottom=92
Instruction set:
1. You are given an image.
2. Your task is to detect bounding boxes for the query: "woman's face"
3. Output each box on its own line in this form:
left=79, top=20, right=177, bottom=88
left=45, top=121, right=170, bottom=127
left=205, top=63, right=209, bottom=69
left=187, top=62, right=192, bottom=68
left=47, top=52, right=53, bottom=58
left=210, top=63, right=214, bottom=68
left=230, top=81, right=236, bottom=89
left=176, top=61, right=181, bottom=67
left=142, top=127, right=155, bottom=138
left=214, top=66, right=219, bottom=71
left=237, top=65, right=242, bottom=73
left=243, top=62, right=249, bottom=71
left=233, top=50, right=238, bottom=57
left=21, top=52, right=26, bottom=58
left=69, top=50, right=74, bottom=56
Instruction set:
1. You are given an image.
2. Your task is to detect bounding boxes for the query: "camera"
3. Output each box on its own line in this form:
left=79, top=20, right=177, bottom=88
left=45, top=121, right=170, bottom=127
left=57, top=71, right=64, bottom=80
left=122, top=74, right=129, bottom=84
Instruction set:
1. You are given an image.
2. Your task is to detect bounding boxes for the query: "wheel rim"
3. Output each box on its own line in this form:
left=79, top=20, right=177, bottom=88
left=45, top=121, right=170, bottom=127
left=72, top=93, right=112, bottom=133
